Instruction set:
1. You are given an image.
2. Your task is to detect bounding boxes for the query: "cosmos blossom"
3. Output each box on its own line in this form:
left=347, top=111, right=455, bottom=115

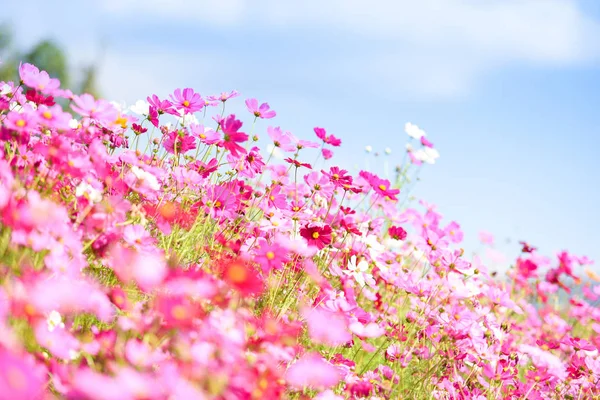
left=0, top=61, right=594, bottom=400
left=245, top=98, right=276, bottom=119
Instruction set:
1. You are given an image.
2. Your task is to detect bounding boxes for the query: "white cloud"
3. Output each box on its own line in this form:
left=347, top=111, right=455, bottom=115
left=98, top=0, right=600, bottom=99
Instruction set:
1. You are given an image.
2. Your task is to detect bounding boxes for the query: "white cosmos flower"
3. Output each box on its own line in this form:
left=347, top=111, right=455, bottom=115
left=129, top=100, right=150, bottom=115
left=346, top=255, right=369, bottom=287
left=405, top=122, right=426, bottom=140
left=414, top=148, right=440, bottom=165
left=46, top=310, right=65, bottom=332
left=131, top=165, right=161, bottom=191
left=75, top=181, right=103, bottom=203
left=177, top=111, right=199, bottom=128
left=365, top=145, right=373, bottom=153
left=110, top=101, right=127, bottom=113
left=384, top=147, right=392, bottom=155
left=266, top=144, right=284, bottom=160
left=68, top=119, right=80, bottom=129
left=0, top=84, right=12, bottom=95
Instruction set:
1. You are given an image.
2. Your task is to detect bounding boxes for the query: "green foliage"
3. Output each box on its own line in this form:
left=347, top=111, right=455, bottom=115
left=0, top=23, right=102, bottom=97
left=23, top=39, right=70, bottom=87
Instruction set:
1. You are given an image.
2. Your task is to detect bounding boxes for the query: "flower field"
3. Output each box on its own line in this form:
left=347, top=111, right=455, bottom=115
left=0, top=63, right=597, bottom=399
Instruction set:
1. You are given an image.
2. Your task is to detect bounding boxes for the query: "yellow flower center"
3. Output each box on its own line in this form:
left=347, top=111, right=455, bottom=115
left=266, top=251, right=275, bottom=260
left=227, top=264, right=248, bottom=283
left=16, top=119, right=26, bottom=127
left=171, top=305, right=188, bottom=320
left=43, top=111, right=52, bottom=120
left=312, top=232, right=320, bottom=239
left=378, top=184, right=387, bottom=191
left=183, top=100, right=190, bottom=107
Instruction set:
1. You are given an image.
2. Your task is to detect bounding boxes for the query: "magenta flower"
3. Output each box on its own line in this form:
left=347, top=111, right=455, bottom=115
left=163, top=130, right=197, bottom=155
left=388, top=225, right=407, bottom=240
left=300, top=224, right=333, bottom=249
left=147, top=94, right=173, bottom=115
left=218, top=114, right=248, bottom=157
left=245, top=98, right=276, bottom=119
left=169, top=88, right=203, bottom=114
left=314, top=127, right=342, bottom=147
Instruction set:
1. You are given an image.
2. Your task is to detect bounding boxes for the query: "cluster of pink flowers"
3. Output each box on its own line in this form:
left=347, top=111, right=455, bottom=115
left=0, top=63, right=597, bottom=399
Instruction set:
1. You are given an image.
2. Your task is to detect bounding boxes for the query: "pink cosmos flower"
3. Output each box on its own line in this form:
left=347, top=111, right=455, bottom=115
left=322, top=148, right=333, bottom=160
left=254, top=240, right=288, bottom=274
left=0, top=348, right=46, bottom=399
left=5, top=108, right=37, bottom=132
left=479, top=231, right=494, bottom=245
left=169, top=88, right=203, bottom=114
left=71, top=93, right=118, bottom=124
left=107, top=245, right=167, bottom=292
left=123, top=224, right=156, bottom=251
left=36, top=104, right=72, bottom=130
left=209, top=90, right=240, bottom=102
left=267, top=126, right=297, bottom=152
left=190, top=124, right=220, bottom=144
left=349, top=321, right=385, bottom=338
left=34, top=320, right=80, bottom=361
left=286, top=353, right=342, bottom=389
left=19, top=62, right=61, bottom=95
left=303, top=306, right=351, bottom=346
left=245, top=98, right=276, bottom=119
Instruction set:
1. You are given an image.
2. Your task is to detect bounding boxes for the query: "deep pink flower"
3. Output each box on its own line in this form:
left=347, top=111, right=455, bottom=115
left=218, top=114, right=248, bottom=157
left=190, top=124, right=220, bottom=144
left=300, top=224, right=332, bottom=249
left=322, top=166, right=352, bottom=188
left=421, top=136, right=434, bottom=147
left=267, top=126, right=297, bottom=152
left=360, top=171, right=400, bottom=200
left=147, top=94, right=173, bottom=115
left=163, top=130, right=197, bottom=155
left=245, top=98, right=276, bottom=119
left=388, top=226, right=407, bottom=240
left=322, top=148, right=333, bottom=160
left=314, top=127, right=342, bottom=147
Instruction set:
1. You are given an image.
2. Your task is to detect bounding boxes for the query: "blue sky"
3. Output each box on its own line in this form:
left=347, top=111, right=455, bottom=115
left=3, top=0, right=599, bottom=269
